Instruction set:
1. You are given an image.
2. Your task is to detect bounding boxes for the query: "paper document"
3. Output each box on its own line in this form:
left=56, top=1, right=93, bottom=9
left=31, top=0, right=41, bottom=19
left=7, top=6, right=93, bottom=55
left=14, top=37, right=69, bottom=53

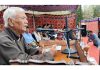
left=56, top=45, right=62, bottom=50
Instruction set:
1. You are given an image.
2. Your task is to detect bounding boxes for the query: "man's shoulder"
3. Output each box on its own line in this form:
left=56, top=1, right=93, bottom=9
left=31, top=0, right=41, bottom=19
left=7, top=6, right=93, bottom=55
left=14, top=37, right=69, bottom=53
left=0, top=31, right=13, bottom=43
left=93, top=33, right=97, bottom=37
left=0, top=31, right=8, bottom=38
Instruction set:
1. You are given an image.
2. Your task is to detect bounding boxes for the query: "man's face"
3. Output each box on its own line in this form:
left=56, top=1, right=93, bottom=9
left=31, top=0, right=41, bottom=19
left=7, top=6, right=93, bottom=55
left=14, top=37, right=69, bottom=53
left=11, top=11, right=28, bottom=34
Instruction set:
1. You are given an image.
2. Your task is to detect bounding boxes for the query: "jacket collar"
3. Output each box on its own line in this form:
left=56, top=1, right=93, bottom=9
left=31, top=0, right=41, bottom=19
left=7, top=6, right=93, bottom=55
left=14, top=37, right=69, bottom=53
left=4, top=27, right=20, bottom=41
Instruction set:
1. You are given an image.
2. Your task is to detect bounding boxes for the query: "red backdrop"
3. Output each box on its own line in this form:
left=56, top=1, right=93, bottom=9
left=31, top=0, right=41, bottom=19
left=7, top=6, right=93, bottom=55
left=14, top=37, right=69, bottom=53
left=34, top=14, right=76, bottom=30
left=0, top=11, right=76, bottom=33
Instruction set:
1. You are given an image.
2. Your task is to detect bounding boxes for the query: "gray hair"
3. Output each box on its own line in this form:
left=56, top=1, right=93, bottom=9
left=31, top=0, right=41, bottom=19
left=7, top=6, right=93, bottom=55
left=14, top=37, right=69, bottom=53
left=3, top=7, right=25, bottom=27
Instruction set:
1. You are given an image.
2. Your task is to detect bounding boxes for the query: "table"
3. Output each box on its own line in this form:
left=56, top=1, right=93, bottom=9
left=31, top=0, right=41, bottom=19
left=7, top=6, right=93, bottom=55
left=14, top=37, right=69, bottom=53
left=39, top=40, right=80, bottom=62
left=10, top=40, right=88, bottom=65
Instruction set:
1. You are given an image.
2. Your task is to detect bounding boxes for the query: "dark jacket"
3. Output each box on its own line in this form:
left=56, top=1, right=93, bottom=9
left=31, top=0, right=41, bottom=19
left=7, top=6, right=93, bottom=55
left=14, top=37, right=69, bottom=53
left=0, top=28, right=38, bottom=65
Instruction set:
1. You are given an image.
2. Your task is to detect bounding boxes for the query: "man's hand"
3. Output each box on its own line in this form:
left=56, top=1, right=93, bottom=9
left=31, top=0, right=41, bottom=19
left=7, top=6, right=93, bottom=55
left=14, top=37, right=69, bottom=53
left=42, top=45, right=57, bottom=56
left=50, top=45, right=57, bottom=56
left=37, top=47, right=43, bottom=53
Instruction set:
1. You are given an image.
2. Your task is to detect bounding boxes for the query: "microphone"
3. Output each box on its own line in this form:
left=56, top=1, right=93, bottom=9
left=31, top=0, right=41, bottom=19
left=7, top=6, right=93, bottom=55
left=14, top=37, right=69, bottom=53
left=36, top=28, right=73, bottom=33
left=36, top=28, right=57, bottom=32
left=36, top=28, right=84, bottom=33
left=72, top=28, right=84, bottom=31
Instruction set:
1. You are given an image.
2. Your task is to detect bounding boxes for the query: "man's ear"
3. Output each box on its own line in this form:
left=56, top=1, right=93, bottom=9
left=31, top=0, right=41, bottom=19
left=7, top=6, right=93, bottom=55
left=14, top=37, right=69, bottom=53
left=8, top=18, right=14, bottom=27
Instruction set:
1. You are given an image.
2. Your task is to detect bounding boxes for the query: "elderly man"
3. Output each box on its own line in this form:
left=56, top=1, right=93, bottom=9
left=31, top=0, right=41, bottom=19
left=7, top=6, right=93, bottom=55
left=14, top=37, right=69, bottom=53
left=0, top=7, right=55, bottom=65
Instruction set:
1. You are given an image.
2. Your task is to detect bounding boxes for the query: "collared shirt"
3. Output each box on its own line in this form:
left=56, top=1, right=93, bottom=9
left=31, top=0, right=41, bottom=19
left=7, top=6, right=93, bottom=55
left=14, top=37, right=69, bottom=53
left=23, top=32, right=35, bottom=44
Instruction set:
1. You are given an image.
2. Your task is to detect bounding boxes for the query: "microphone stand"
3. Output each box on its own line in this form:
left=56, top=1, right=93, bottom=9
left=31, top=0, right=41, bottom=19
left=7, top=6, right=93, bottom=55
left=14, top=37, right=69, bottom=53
left=62, top=17, right=79, bottom=59
left=62, top=29, right=77, bottom=54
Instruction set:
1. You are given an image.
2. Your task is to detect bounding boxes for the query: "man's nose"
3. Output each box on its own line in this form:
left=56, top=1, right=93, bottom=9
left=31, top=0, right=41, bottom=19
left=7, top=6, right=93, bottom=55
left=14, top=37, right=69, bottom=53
left=24, top=19, right=28, bottom=25
left=25, top=19, right=28, bottom=24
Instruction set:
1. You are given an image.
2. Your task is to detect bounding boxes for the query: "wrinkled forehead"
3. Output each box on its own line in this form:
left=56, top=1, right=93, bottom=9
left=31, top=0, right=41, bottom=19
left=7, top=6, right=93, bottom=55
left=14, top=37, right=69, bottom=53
left=14, top=11, right=27, bottom=18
